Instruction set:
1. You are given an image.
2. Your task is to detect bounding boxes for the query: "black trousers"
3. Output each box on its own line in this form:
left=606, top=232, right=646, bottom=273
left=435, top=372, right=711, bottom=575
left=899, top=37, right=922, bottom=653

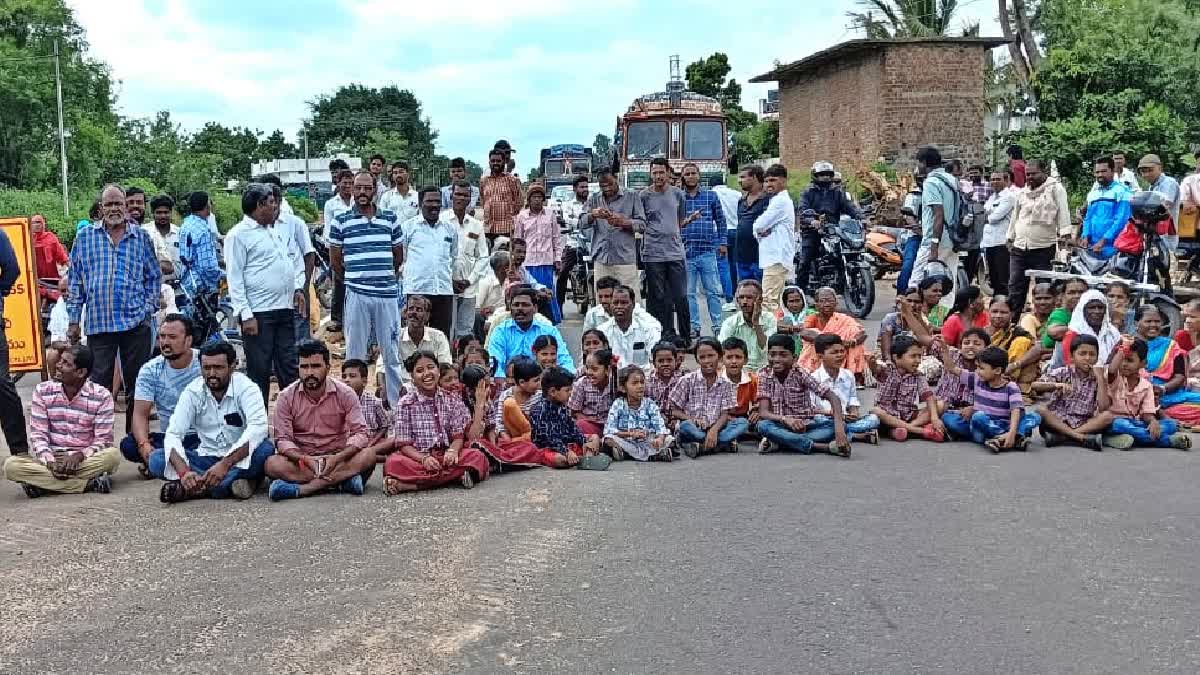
left=0, top=297, right=28, bottom=454
left=243, top=309, right=298, bottom=408
left=556, top=246, right=579, bottom=308
left=420, top=294, right=455, bottom=339
left=644, top=259, right=690, bottom=344
left=984, top=245, right=1010, bottom=297
left=962, top=249, right=982, bottom=282
left=796, top=231, right=821, bottom=292
left=89, top=321, right=153, bottom=431
left=1007, top=245, right=1056, bottom=315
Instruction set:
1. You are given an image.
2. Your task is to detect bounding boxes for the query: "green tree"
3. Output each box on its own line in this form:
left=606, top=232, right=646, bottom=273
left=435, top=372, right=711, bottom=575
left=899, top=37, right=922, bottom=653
left=0, top=0, right=117, bottom=188
left=592, top=133, right=613, bottom=169
left=685, top=52, right=758, bottom=134
left=190, top=122, right=261, bottom=180
left=847, top=0, right=967, bottom=38
left=258, top=129, right=297, bottom=159
left=306, top=84, right=438, bottom=160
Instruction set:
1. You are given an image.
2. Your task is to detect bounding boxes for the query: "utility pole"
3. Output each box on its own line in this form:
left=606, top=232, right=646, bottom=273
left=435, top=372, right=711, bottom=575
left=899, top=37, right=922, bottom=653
left=54, top=40, right=69, bottom=216
left=303, top=125, right=310, bottom=186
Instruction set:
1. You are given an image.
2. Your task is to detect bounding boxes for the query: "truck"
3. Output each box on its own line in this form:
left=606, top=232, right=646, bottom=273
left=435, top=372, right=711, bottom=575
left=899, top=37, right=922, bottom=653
left=539, top=144, right=593, bottom=191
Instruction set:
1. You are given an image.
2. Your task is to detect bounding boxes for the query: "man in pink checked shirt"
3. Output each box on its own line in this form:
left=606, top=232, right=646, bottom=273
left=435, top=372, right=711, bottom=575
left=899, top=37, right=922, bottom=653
left=4, top=345, right=120, bottom=498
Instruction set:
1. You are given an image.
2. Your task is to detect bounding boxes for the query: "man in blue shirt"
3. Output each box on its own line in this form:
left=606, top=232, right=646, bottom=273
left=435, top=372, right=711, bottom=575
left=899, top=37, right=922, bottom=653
left=68, top=183, right=163, bottom=429
left=681, top=163, right=727, bottom=339
left=488, top=286, right=575, bottom=377
left=0, top=227, right=28, bottom=456
left=178, top=191, right=224, bottom=336
left=440, top=157, right=480, bottom=211
left=1081, top=156, right=1132, bottom=260
left=120, top=313, right=202, bottom=473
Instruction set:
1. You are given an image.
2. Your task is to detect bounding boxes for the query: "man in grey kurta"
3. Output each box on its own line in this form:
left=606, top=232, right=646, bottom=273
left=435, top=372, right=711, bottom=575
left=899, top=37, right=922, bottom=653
left=579, top=169, right=646, bottom=299
left=640, top=158, right=699, bottom=346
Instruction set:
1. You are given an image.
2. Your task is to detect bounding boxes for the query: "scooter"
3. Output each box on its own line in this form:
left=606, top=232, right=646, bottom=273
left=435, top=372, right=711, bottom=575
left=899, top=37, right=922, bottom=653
left=866, top=227, right=907, bottom=279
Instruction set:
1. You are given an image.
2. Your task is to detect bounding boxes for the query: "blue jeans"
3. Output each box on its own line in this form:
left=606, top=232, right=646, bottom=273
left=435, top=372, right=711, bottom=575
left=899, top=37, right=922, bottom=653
left=896, top=233, right=922, bottom=291
left=677, top=417, right=751, bottom=448
left=941, top=410, right=972, bottom=440
left=1108, top=416, right=1179, bottom=448
left=686, top=251, right=725, bottom=334
left=718, top=231, right=737, bottom=300
left=147, top=439, right=275, bottom=498
left=736, top=261, right=762, bottom=283
left=120, top=432, right=200, bottom=466
left=845, top=414, right=880, bottom=434
left=969, top=410, right=1042, bottom=445
left=756, top=416, right=836, bottom=453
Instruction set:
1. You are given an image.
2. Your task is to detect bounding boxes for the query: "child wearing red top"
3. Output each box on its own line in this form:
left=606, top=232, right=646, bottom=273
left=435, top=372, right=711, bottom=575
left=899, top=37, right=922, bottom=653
left=721, top=336, right=759, bottom=426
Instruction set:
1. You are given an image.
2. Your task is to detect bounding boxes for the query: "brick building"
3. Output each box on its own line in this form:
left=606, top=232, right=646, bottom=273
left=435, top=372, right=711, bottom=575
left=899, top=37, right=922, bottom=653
left=750, top=38, right=1009, bottom=176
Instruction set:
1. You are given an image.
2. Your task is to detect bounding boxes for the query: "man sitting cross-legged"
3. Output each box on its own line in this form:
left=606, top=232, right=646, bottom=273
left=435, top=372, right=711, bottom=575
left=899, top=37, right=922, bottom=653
left=155, top=341, right=274, bottom=503
left=5, top=345, right=120, bottom=497
left=120, top=313, right=202, bottom=477
left=267, top=339, right=377, bottom=500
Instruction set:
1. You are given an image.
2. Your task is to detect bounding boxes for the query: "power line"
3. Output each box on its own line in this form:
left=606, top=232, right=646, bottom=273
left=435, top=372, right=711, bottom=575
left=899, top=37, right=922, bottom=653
left=0, top=53, right=55, bottom=64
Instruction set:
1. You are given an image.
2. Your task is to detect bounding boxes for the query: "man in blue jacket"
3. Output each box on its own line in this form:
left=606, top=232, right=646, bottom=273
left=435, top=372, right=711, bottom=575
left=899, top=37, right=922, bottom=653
left=797, top=161, right=861, bottom=292
left=1081, top=156, right=1132, bottom=260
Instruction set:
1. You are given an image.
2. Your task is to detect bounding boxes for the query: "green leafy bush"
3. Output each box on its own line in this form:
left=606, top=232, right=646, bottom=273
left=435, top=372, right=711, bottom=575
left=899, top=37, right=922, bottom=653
left=209, top=192, right=243, bottom=235
left=0, top=189, right=92, bottom=249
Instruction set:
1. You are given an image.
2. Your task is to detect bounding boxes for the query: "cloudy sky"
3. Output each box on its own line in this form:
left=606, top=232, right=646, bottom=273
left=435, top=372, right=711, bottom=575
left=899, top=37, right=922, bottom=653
left=69, top=0, right=1000, bottom=166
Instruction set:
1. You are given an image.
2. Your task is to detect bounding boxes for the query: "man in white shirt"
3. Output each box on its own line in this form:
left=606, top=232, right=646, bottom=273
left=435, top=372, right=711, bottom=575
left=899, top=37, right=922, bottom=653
left=379, top=160, right=421, bottom=224
left=158, top=341, right=274, bottom=502
left=600, top=285, right=661, bottom=368
left=444, top=181, right=488, bottom=338
left=398, top=295, right=453, bottom=380
left=400, top=188, right=460, bottom=338
left=475, top=250, right=510, bottom=322
left=583, top=275, right=660, bottom=333
left=145, top=194, right=180, bottom=281
left=258, top=175, right=316, bottom=341
left=982, top=168, right=1017, bottom=297
left=224, top=183, right=303, bottom=407
left=440, top=157, right=480, bottom=211
left=368, top=154, right=389, bottom=204
left=753, top=164, right=797, bottom=315
left=1111, top=151, right=1140, bottom=192
left=712, top=183, right=741, bottom=301
left=322, top=169, right=355, bottom=332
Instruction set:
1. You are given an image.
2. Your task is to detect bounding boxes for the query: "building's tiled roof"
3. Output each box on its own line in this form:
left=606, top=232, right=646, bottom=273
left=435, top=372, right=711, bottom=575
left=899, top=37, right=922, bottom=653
left=750, top=37, right=1010, bottom=83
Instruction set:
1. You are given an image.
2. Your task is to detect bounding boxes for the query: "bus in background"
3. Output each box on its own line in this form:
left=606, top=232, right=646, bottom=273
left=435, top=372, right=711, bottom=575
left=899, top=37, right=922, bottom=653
left=540, top=144, right=593, bottom=191
left=613, top=56, right=729, bottom=189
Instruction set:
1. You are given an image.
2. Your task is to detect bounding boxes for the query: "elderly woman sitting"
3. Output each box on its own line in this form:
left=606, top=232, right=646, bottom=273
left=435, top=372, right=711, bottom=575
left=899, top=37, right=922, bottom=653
left=798, top=287, right=868, bottom=382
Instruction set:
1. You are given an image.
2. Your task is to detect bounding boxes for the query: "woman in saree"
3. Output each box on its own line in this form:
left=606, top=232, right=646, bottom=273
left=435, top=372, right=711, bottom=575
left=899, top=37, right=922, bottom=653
left=917, top=274, right=950, bottom=330
left=1131, top=305, right=1200, bottom=425
left=985, top=296, right=1039, bottom=399
left=798, top=287, right=867, bottom=381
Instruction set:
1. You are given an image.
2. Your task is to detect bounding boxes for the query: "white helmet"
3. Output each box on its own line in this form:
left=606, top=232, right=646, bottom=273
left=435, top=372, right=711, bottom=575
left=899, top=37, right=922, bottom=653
left=811, top=161, right=834, bottom=175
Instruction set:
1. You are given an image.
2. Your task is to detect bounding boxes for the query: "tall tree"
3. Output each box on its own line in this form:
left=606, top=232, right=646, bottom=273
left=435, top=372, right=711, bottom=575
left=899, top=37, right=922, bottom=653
left=190, top=122, right=261, bottom=180
left=847, top=0, right=965, bottom=37
left=685, top=52, right=758, bottom=133
left=306, top=84, right=437, bottom=160
left=258, top=129, right=297, bottom=159
left=997, top=0, right=1042, bottom=94
left=592, top=133, right=613, bottom=169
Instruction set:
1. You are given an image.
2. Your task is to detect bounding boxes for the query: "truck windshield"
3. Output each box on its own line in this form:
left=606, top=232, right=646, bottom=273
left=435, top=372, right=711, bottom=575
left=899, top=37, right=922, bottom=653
left=684, top=120, right=724, bottom=160
left=544, top=160, right=566, bottom=175
left=626, top=121, right=667, bottom=159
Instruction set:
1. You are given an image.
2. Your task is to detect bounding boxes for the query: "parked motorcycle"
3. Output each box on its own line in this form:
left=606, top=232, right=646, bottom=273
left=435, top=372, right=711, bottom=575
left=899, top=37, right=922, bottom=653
left=795, top=211, right=875, bottom=319
left=866, top=227, right=907, bottom=279
left=563, top=230, right=594, bottom=314
left=310, top=224, right=334, bottom=311
left=177, top=238, right=245, bottom=371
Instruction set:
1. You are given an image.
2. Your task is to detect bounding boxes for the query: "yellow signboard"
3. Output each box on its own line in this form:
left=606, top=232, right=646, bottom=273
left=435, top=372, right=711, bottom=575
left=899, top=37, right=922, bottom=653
left=1, top=218, right=44, bottom=372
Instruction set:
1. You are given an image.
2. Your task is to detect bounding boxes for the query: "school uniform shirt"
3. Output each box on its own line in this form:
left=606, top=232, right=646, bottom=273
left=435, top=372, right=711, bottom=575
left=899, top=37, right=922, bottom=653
left=604, top=397, right=668, bottom=437
left=1042, top=367, right=1099, bottom=427
left=810, top=366, right=857, bottom=415
left=756, top=365, right=830, bottom=419
left=645, top=371, right=682, bottom=414
left=668, top=370, right=737, bottom=428
left=567, top=376, right=613, bottom=420
left=933, top=348, right=974, bottom=406
left=392, top=388, right=471, bottom=452
left=874, top=363, right=931, bottom=420
left=1108, top=375, right=1156, bottom=418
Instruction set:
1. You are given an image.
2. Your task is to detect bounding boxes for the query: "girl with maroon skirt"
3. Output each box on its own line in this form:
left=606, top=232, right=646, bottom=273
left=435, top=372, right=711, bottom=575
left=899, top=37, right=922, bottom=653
left=461, top=364, right=549, bottom=470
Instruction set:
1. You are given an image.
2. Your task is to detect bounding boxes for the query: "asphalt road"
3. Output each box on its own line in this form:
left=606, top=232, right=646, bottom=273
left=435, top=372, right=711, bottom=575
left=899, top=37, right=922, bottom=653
left=3, top=284, right=1200, bottom=674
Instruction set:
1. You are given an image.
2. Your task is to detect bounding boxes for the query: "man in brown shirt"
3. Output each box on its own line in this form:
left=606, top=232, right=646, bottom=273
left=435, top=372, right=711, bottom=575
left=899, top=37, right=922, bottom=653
left=480, top=148, right=522, bottom=243
left=266, top=340, right=377, bottom=500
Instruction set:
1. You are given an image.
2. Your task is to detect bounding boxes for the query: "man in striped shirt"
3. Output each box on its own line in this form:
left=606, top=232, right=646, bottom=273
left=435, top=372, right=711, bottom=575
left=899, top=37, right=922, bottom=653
left=330, top=172, right=404, bottom=405
left=67, top=184, right=162, bottom=430
left=4, top=345, right=120, bottom=497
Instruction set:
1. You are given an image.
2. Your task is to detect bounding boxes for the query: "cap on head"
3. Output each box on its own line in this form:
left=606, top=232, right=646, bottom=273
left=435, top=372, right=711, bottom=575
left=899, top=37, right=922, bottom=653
left=1138, top=154, right=1162, bottom=169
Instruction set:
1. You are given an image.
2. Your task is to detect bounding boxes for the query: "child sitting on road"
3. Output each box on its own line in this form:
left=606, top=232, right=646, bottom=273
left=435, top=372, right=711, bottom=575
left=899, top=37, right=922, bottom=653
left=604, top=366, right=673, bottom=462
left=581, top=329, right=609, bottom=363
left=1032, top=334, right=1110, bottom=451
left=810, top=334, right=880, bottom=445
left=530, top=366, right=603, bottom=468
left=532, top=334, right=561, bottom=372
left=937, top=327, right=988, bottom=440
left=722, top=337, right=759, bottom=436
left=755, top=334, right=851, bottom=456
left=439, top=363, right=461, bottom=393
left=669, top=337, right=744, bottom=458
left=646, top=341, right=682, bottom=431
left=341, top=358, right=392, bottom=454
left=940, top=343, right=1040, bottom=453
left=1102, top=339, right=1192, bottom=450
left=869, top=335, right=943, bottom=442
left=570, top=348, right=616, bottom=437
left=495, top=357, right=542, bottom=442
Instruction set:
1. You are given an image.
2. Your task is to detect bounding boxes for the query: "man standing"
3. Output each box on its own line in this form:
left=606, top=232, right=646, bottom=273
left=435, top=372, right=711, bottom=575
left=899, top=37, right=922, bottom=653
left=488, top=286, right=575, bottom=376
left=444, top=181, right=488, bottom=338
left=735, top=165, right=769, bottom=283
left=711, top=182, right=741, bottom=301
left=177, top=191, right=224, bottom=335
left=579, top=169, right=644, bottom=299
left=680, top=163, right=727, bottom=339
left=68, top=184, right=162, bottom=430
left=379, top=160, right=421, bottom=224
left=641, top=157, right=699, bottom=346
left=798, top=161, right=860, bottom=294
left=400, top=187, right=460, bottom=337
left=441, top=157, right=480, bottom=211
left=600, top=285, right=661, bottom=367
left=0, top=225, right=28, bottom=456
left=224, top=183, right=302, bottom=407
left=398, top=295, right=453, bottom=378
left=368, top=153, right=388, bottom=201
left=480, top=148, right=522, bottom=245
left=330, top=172, right=404, bottom=404
left=1111, top=151, right=1140, bottom=191
left=909, top=146, right=961, bottom=309
left=146, top=194, right=180, bottom=280
left=322, top=168, right=355, bottom=333
left=556, top=175, right=591, bottom=310
left=126, top=186, right=147, bottom=227
left=1006, top=159, right=1070, bottom=314
left=755, top=164, right=798, bottom=315
left=258, top=175, right=315, bottom=341
left=961, top=164, right=993, bottom=283
left=1080, top=156, right=1133, bottom=260
left=121, top=314, right=202, bottom=472
left=982, top=169, right=1017, bottom=297
left=1139, top=153, right=1182, bottom=250
left=156, top=341, right=274, bottom=503
left=266, top=339, right=376, bottom=500
left=4, top=345, right=119, bottom=497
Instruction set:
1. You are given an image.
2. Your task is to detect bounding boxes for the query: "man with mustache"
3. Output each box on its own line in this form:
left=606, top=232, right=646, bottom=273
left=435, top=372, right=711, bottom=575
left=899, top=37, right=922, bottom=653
left=266, top=339, right=376, bottom=501
left=155, top=341, right=274, bottom=503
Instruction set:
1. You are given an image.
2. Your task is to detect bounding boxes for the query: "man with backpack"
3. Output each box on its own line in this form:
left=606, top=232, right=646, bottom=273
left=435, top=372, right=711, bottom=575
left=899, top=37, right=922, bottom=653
left=909, top=146, right=963, bottom=309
